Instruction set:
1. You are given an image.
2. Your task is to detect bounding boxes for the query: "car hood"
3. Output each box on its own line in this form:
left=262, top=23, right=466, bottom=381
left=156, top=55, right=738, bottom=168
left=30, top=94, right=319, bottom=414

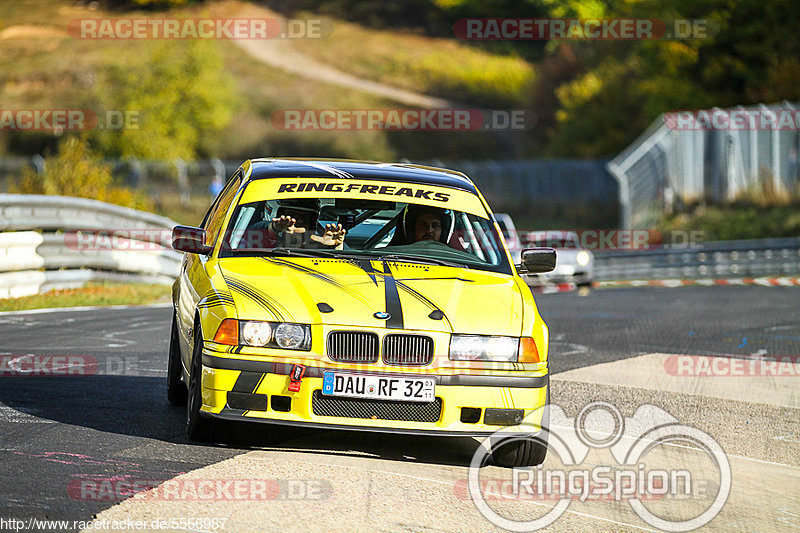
left=216, top=256, right=523, bottom=335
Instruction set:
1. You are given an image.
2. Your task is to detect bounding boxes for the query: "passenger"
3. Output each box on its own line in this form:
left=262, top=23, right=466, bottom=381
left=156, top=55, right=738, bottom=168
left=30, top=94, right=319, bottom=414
left=249, top=199, right=346, bottom=249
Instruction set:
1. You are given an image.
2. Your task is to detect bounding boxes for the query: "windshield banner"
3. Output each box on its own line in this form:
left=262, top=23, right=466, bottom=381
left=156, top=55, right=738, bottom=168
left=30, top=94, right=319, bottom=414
left=240, top=178, right=488, bottom=218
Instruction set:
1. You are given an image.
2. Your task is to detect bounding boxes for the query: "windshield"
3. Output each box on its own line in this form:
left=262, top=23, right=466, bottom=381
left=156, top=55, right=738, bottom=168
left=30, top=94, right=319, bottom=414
left=219, top=194, right=511, bottom=274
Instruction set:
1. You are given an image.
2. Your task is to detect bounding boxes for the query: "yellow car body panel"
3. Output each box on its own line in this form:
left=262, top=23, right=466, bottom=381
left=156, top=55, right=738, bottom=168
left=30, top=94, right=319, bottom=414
left=173, top=159, right=550, bottom=438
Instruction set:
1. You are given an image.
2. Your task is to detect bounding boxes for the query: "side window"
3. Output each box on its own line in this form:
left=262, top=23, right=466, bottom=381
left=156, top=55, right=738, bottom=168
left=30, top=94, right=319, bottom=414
left=202, top=172, right=242, bottom=247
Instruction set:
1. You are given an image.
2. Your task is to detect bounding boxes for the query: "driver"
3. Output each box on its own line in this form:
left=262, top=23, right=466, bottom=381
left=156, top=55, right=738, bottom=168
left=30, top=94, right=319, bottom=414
left=392, top=204, right=454, bottom=245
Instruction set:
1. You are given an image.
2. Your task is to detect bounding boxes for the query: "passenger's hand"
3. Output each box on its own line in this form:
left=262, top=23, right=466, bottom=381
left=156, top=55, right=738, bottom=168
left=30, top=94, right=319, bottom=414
left=272, top=215, right=305, bottom=233
left=310, top=223, right=346, bottom=247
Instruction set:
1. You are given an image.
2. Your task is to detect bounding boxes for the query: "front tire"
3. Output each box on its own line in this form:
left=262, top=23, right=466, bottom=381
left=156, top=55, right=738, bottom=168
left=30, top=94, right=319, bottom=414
left=491, top=388, right=550, bottom=467
left=490, top=434, right=548, bottom=467
left=186, top=323, right=215, bottom=442
left=167, top=313, right=188, bottom=406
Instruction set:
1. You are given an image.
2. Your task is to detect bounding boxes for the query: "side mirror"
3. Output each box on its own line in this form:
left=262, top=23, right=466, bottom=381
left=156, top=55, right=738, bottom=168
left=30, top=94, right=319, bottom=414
left=172, top=225, right=212, bottom=255
left=518, top=247, right=557, bottom=273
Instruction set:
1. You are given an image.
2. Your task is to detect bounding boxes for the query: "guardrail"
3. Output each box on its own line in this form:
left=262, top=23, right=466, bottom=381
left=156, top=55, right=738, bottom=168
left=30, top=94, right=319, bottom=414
left=593, top=238, right=800, bottom=281
left=0, top=194, right=181, bottom=298
left=2, top=195, right=798, bottom=298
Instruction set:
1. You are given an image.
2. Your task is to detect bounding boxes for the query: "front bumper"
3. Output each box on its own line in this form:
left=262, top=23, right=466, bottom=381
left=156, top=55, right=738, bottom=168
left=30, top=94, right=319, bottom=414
left=199, top=352, right=549, bottom=437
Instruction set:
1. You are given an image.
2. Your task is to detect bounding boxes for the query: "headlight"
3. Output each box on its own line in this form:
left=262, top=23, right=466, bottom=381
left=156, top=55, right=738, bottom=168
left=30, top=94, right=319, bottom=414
left=275, top=323, right=309, bottom=349
left=449, top=335, right=518, bottom=362
left=241, top=321, right=272, bottom=346
left=232, top=320, right=311, bottom=350
left=576, top=250, right=590, bottom=266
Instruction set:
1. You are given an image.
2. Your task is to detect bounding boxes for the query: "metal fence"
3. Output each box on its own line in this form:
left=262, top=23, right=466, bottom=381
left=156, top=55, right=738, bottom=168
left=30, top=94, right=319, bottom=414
left=0, top=157, right=238, bottom=204
left=0, top=157, right=618, bottom=214
left=608, top=101, right=800, bottom=229
left=593, top=238, right=800, bottom=281
left=428, top=159, right=617, bottom=207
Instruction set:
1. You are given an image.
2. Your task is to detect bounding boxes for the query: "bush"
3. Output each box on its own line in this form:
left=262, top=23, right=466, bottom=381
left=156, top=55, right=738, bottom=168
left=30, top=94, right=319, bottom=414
left=659, top=200, right=800, bottom=240
left=10, top=136, right=153, bottom=211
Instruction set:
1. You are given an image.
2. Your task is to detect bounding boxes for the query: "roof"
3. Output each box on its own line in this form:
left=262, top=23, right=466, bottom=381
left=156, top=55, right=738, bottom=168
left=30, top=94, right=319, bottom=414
left=246, top=158, right=478, bottom=194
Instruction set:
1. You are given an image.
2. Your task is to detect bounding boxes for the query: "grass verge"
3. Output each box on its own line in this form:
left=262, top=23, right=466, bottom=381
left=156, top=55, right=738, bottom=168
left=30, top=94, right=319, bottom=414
left=291, top=13, right=534, bottom=108
left=0, top=282, right=170, bottom=312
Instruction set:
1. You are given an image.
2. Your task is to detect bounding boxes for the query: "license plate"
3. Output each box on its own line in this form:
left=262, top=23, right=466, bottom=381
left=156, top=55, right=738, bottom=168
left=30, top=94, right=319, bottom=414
left=322, top=372, right=435, bottom=403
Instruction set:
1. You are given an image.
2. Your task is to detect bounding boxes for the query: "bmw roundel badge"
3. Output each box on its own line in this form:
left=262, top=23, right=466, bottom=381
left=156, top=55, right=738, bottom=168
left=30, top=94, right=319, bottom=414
left=373, top=311, right=391, bottom=320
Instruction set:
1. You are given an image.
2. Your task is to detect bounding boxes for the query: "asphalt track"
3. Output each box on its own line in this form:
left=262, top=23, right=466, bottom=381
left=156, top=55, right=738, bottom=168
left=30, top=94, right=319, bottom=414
left=0, top=286, right=798, bottom=532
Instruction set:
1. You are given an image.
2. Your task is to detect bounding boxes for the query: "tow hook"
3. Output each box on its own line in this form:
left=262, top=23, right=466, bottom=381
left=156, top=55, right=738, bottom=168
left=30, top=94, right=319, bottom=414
left=288, top=364, right=306, bottom=392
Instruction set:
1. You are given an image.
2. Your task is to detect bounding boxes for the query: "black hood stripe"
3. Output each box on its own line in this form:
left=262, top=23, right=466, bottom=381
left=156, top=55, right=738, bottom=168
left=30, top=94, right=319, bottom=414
left=393, top=279, right=452, bottom=330
left=198, top=290, right=235, bottom=310
left=260, top=257, right=373, bottom=308
left=224, top=276, right=292, bottom=322
left=356, top=259, right=380, bottom=286
left=382, top=262, right=404, bottom=329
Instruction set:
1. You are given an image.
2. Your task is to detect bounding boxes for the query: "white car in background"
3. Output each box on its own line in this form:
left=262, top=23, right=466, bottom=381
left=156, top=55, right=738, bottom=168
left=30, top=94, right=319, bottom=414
left=494, top=213, right=523, bottom=264
left=523, top=230, right=594, bottom=287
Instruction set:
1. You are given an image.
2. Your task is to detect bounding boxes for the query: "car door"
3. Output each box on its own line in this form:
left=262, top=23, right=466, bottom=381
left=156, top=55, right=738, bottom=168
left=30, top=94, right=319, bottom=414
left=176, top=170, right=243, bottom=366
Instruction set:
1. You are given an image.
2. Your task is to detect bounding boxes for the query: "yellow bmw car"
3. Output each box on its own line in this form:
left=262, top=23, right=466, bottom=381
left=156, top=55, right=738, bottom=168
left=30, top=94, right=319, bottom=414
left=168, top=158, right=555, bottom=466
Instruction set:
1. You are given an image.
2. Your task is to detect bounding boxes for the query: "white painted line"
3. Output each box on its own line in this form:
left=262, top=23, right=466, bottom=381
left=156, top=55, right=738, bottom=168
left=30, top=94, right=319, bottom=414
left=312, top=460, right=663, bottom=532
left=549, top=422, right=800, bottom=470
left=0, top=302, right=171, bottom=316
left=554, top=353, right=799, bottom=408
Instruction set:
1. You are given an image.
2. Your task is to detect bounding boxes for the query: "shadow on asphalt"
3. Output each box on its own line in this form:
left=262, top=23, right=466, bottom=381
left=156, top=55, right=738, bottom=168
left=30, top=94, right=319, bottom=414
left=0, top=375, right=483, bottom=468
left=223, top=421, right=483, bottom=468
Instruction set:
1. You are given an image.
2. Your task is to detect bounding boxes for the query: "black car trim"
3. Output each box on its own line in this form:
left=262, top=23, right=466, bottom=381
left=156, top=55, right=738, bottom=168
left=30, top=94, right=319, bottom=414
left=202, top=354, right=549, bottom=388
left=247, top=159, right=477, bottom=194
left=203, top=409, right=545, bottom=438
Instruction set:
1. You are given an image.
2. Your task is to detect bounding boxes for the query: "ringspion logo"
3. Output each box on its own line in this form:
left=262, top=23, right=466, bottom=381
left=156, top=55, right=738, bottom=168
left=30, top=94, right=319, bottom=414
left=468, top=402, right=730, bottom=531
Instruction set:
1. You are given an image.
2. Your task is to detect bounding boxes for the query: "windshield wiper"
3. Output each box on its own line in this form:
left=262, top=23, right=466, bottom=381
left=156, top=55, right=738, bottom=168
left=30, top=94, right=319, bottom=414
left=266, top=248, right=371, bottom=261
left=380, top=254, right=468, bottom=268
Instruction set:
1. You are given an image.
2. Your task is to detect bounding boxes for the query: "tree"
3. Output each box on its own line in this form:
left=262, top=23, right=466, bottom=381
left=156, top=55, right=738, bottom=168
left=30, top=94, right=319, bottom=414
left=91, top=40, right=237, bottom=160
